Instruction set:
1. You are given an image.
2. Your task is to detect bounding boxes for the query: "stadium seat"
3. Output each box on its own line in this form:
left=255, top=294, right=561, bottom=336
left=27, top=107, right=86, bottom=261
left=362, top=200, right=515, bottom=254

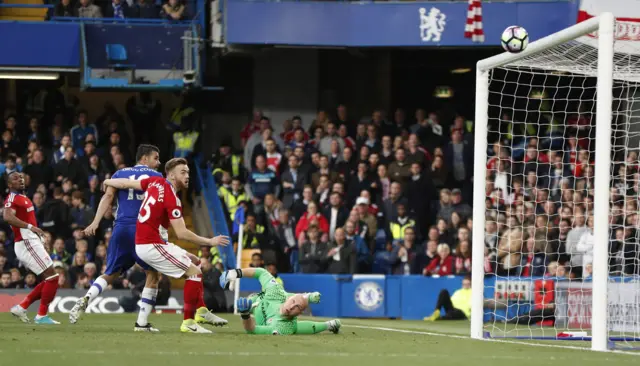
left=241, top=249, right=261, bottom=268
left=105, top=44, right=136, bottom=82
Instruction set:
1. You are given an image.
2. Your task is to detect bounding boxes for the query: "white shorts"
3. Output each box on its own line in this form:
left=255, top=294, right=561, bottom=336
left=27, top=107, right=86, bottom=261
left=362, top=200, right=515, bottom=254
left=15, top=235, right=53, bottom=276
left=136, top=243, right=192, bottom=279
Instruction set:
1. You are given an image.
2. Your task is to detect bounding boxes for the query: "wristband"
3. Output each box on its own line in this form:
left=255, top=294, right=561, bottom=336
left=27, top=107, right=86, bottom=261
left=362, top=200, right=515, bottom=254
left=27, top=224, right=32, bottom=230
left=241, top=314, right=250, bottom=320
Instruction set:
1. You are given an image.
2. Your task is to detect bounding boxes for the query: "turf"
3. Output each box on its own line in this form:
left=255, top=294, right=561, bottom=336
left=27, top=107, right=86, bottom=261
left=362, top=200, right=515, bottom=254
left=0, top=313, right=638, bottom=366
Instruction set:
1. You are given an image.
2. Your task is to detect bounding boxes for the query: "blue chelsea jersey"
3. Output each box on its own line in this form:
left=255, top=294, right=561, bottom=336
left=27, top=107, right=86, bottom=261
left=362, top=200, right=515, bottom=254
left=112, top=165, right=163, bottom=225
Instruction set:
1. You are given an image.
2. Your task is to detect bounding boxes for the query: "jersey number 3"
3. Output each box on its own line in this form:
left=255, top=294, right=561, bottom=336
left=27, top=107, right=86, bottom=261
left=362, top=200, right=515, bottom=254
left=138, top=193, right=157, bottom=223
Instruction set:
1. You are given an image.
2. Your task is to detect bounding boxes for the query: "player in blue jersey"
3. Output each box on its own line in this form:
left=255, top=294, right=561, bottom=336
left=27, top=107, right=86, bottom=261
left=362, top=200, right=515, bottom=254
left=69, top=145, right=163, bottom=330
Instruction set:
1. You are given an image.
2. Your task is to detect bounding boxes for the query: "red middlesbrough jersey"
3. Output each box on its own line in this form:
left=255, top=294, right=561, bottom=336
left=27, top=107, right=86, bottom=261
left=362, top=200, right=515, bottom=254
left=135, top=177, right=183, bottom=245
left=4, top=192, right=37, bottom=242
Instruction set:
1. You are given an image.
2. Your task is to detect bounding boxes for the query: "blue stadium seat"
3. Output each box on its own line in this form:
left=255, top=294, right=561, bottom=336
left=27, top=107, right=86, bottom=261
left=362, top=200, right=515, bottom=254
left=105, top=43, right=136, bottom=81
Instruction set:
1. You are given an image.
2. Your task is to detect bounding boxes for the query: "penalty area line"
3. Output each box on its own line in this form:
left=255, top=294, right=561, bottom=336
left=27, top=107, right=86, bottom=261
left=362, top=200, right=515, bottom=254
left=345, top=324, right=640, bottom=357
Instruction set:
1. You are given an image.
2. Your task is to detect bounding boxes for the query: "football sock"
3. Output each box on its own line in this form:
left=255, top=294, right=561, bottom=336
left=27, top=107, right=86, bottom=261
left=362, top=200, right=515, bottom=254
left=19, top=280, right=45, bottom=309
left=193, top=275, right=206, bottom=309
left=86, top=277, right=108, bottom=301
left=136, top=287, right=158, bottom=326
left=295, top=321, right=328, bottom=334
left=183, top=277, right=201, bottom=320
left=37, top=274, right=59, bottom=317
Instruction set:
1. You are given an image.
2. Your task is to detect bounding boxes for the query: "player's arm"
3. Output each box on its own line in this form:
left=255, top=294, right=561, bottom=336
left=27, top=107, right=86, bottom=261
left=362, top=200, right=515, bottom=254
left=84, top=186, right=116, bottom=236
left=3, top=204, right=44, bottom=237
left=237, top=298, right=275, bottom=334
left=169, top=216, right=229, bottom=247
left=103, top=178, right=142, bottom=191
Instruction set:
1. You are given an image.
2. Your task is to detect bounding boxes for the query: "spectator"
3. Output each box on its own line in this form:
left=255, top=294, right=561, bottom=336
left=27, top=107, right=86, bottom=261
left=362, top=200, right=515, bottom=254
left=390, top=226, right=418, bottom=275
left=450, top=189, right=472, bottom=220
left=54, top=0, right=75, bottom=16
left=454, top=241, right=472, bottom=275
left=347, top=162, right=373, bottom=206
left=55, top=146, right=86, bottom=188
left=566, top=207, right=588, bottom=277
left=70, top=191, right=94, bottom=229
left=415, top=240, right=438, bottom=274
left=326, top=228, right=356, bottom=274
left=51, top=237, right=72, bottom=265
left=311, top=155, right=339, bottom=190
left=274, top=209, right=298, bottom=272
left=104, top=0, right=133, bottom=18
left=382, top=181, right=408, bottom=224
left=387, top=203, right=415, bottom=243
left=37, top=187, right=71, bottom=238
left=281, top=155, right=307, bottom=209
left=248, top=155, right=279, bottom=213
left=299, top=225, right=328, bottom=274
left=323, top=191, right=348, bottom=241
left=238, top=213, right=267, bottom=250
left=295, top=201, right=329, bottom=240
left=424, top=275, right=472, bottom=321
left=424, top=243, right=455, bottom=276
left=0, top=271, right=11, bottom=288
left=9, top=268, right=23, bottom=288
left=388, top=148, right=411, bottom=186
left=76, top=0, right=103, bottom=19
left=291, top=185, right=313, bottom=222
left=445, top=129, right=473, bottom=190
left=161, top=0, right=185, bottom=20
left=250, top=252, right=264, bottom=268
left=24, top=149, right=53, bottom=194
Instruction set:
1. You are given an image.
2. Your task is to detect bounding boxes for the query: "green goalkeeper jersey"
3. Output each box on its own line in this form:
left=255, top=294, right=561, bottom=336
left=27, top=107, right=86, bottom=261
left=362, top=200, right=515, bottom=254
left=247, top=269, right=297, bottom=335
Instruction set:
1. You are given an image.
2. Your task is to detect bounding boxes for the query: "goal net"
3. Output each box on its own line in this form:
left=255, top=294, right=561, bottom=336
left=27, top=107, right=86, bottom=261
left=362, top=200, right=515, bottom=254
left=471, top=13, right=640, bottom=351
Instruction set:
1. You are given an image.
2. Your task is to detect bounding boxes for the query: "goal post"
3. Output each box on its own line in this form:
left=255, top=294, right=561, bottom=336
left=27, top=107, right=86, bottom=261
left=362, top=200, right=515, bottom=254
left=471, top=13, right=619, bottom=351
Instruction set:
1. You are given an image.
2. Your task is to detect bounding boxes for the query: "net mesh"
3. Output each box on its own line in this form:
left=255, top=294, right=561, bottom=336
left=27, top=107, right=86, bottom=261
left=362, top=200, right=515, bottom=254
left=482, top=37, right=640, bottom=349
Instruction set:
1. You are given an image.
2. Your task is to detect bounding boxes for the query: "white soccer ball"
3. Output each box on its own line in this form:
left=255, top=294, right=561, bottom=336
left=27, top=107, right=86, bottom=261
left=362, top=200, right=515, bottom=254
left=501, top=26, right=529, bottom=53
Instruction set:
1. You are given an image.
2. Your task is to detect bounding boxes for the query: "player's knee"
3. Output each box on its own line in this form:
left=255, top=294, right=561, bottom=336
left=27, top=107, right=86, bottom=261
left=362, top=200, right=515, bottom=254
left=185, top=264, right=201, bottom=277
left=144, top=271, right=160, bottom=286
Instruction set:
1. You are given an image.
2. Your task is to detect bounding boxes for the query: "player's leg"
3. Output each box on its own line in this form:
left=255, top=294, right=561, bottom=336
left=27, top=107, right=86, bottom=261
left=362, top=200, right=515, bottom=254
left=424, top=289, right=454, bottom=321
left=70, top=226, right=128, bottom=323
left=188, top=254, right=228, bottom=327
left=134, top=269, right=160, bottom=332
left=136, top=243, right=212, bottom=333
left=11, top=239, right=59, bottom=324
left=295, top=320, right=341, bottom=335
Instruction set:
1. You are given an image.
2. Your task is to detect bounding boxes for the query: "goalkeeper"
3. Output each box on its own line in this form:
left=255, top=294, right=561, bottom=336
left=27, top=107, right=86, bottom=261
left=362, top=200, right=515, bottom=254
left=220, top=267, right=341, bottom=335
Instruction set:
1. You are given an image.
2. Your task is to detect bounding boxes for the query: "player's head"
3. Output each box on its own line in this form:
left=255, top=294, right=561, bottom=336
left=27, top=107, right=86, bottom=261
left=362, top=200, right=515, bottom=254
left=280, top=293, right=309, bottom=319
left=136, top=144, right=161, bottom=170
left=7, top=172, right=25, bottom=192
left=165, top=158, right=189, bottom=189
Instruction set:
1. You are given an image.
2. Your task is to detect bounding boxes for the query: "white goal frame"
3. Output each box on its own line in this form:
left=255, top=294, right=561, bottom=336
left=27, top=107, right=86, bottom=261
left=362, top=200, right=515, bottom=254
left=470, top=12, right=615, bottom=352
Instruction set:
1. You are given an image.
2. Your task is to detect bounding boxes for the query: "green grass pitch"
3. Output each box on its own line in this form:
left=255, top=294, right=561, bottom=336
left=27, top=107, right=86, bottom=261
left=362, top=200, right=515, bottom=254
left=0, top=313, right=638, bottom=366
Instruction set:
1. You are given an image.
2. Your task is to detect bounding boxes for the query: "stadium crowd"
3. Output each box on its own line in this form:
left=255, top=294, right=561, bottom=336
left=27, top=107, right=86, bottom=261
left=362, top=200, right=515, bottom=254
left=52, top=0, right=189, bottom=20
left=212, top=107, right=475, bottom=276
left=213, top=105, right=640, bottom=279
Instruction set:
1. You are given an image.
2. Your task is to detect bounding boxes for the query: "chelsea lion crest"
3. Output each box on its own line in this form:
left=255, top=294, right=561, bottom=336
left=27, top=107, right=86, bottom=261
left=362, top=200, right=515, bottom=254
left=355, top=281, right=384, bottom=311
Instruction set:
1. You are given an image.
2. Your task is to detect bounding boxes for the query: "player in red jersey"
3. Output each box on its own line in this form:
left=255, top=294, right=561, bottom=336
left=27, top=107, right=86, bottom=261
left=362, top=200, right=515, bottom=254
left=102, top=157, right=230, bottom=333
left=4, top=172, right=60, bottom=324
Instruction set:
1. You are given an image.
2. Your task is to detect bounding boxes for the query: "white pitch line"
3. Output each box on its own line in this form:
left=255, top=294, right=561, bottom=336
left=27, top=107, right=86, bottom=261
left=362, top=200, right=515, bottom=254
left=345, top=324, right=640, bottom=357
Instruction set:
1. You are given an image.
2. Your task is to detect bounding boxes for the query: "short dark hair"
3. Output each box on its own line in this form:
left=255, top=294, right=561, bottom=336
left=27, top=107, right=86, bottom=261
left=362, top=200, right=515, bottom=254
left=136, top=144, right=160, bottom=162
left=252, top=252, right=263, bottom=260
left=72, top=191, right=84, bottom=201
left=1, top=271, right=10, bottom=277
left=165, top=158, right=188, bottom=174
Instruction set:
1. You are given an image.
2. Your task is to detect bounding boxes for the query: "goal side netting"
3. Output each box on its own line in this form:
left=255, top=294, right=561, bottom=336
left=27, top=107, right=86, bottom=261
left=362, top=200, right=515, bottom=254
left=470, top=13, right=640, bottom=352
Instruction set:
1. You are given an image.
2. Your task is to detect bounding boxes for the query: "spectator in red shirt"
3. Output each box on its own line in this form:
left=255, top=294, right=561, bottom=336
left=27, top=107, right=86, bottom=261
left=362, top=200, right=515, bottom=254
left=424, top=243, right=455, bottom=276
left=295, top=201, right=329, bottom=239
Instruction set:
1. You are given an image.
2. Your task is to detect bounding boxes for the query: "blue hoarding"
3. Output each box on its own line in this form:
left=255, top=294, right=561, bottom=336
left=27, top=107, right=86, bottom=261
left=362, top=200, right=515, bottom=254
left=0, top=22, right=80, bottom=67
left=226, top=0, right=579, bottom=47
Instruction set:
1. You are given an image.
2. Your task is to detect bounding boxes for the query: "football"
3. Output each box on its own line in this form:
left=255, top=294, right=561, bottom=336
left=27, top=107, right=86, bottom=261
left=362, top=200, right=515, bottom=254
left=501, top=26, right=529, bottom=53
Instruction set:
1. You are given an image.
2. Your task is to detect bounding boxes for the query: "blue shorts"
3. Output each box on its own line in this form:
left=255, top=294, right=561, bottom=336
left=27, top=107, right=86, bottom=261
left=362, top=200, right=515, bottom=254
left=104, top=223, right=151, bottom=275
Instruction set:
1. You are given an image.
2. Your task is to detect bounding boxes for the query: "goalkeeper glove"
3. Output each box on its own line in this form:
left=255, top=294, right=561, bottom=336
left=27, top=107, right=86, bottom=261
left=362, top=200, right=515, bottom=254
left=308, top=292, right=321, bottom=304
left=237, top=298, right=253, bottom=315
